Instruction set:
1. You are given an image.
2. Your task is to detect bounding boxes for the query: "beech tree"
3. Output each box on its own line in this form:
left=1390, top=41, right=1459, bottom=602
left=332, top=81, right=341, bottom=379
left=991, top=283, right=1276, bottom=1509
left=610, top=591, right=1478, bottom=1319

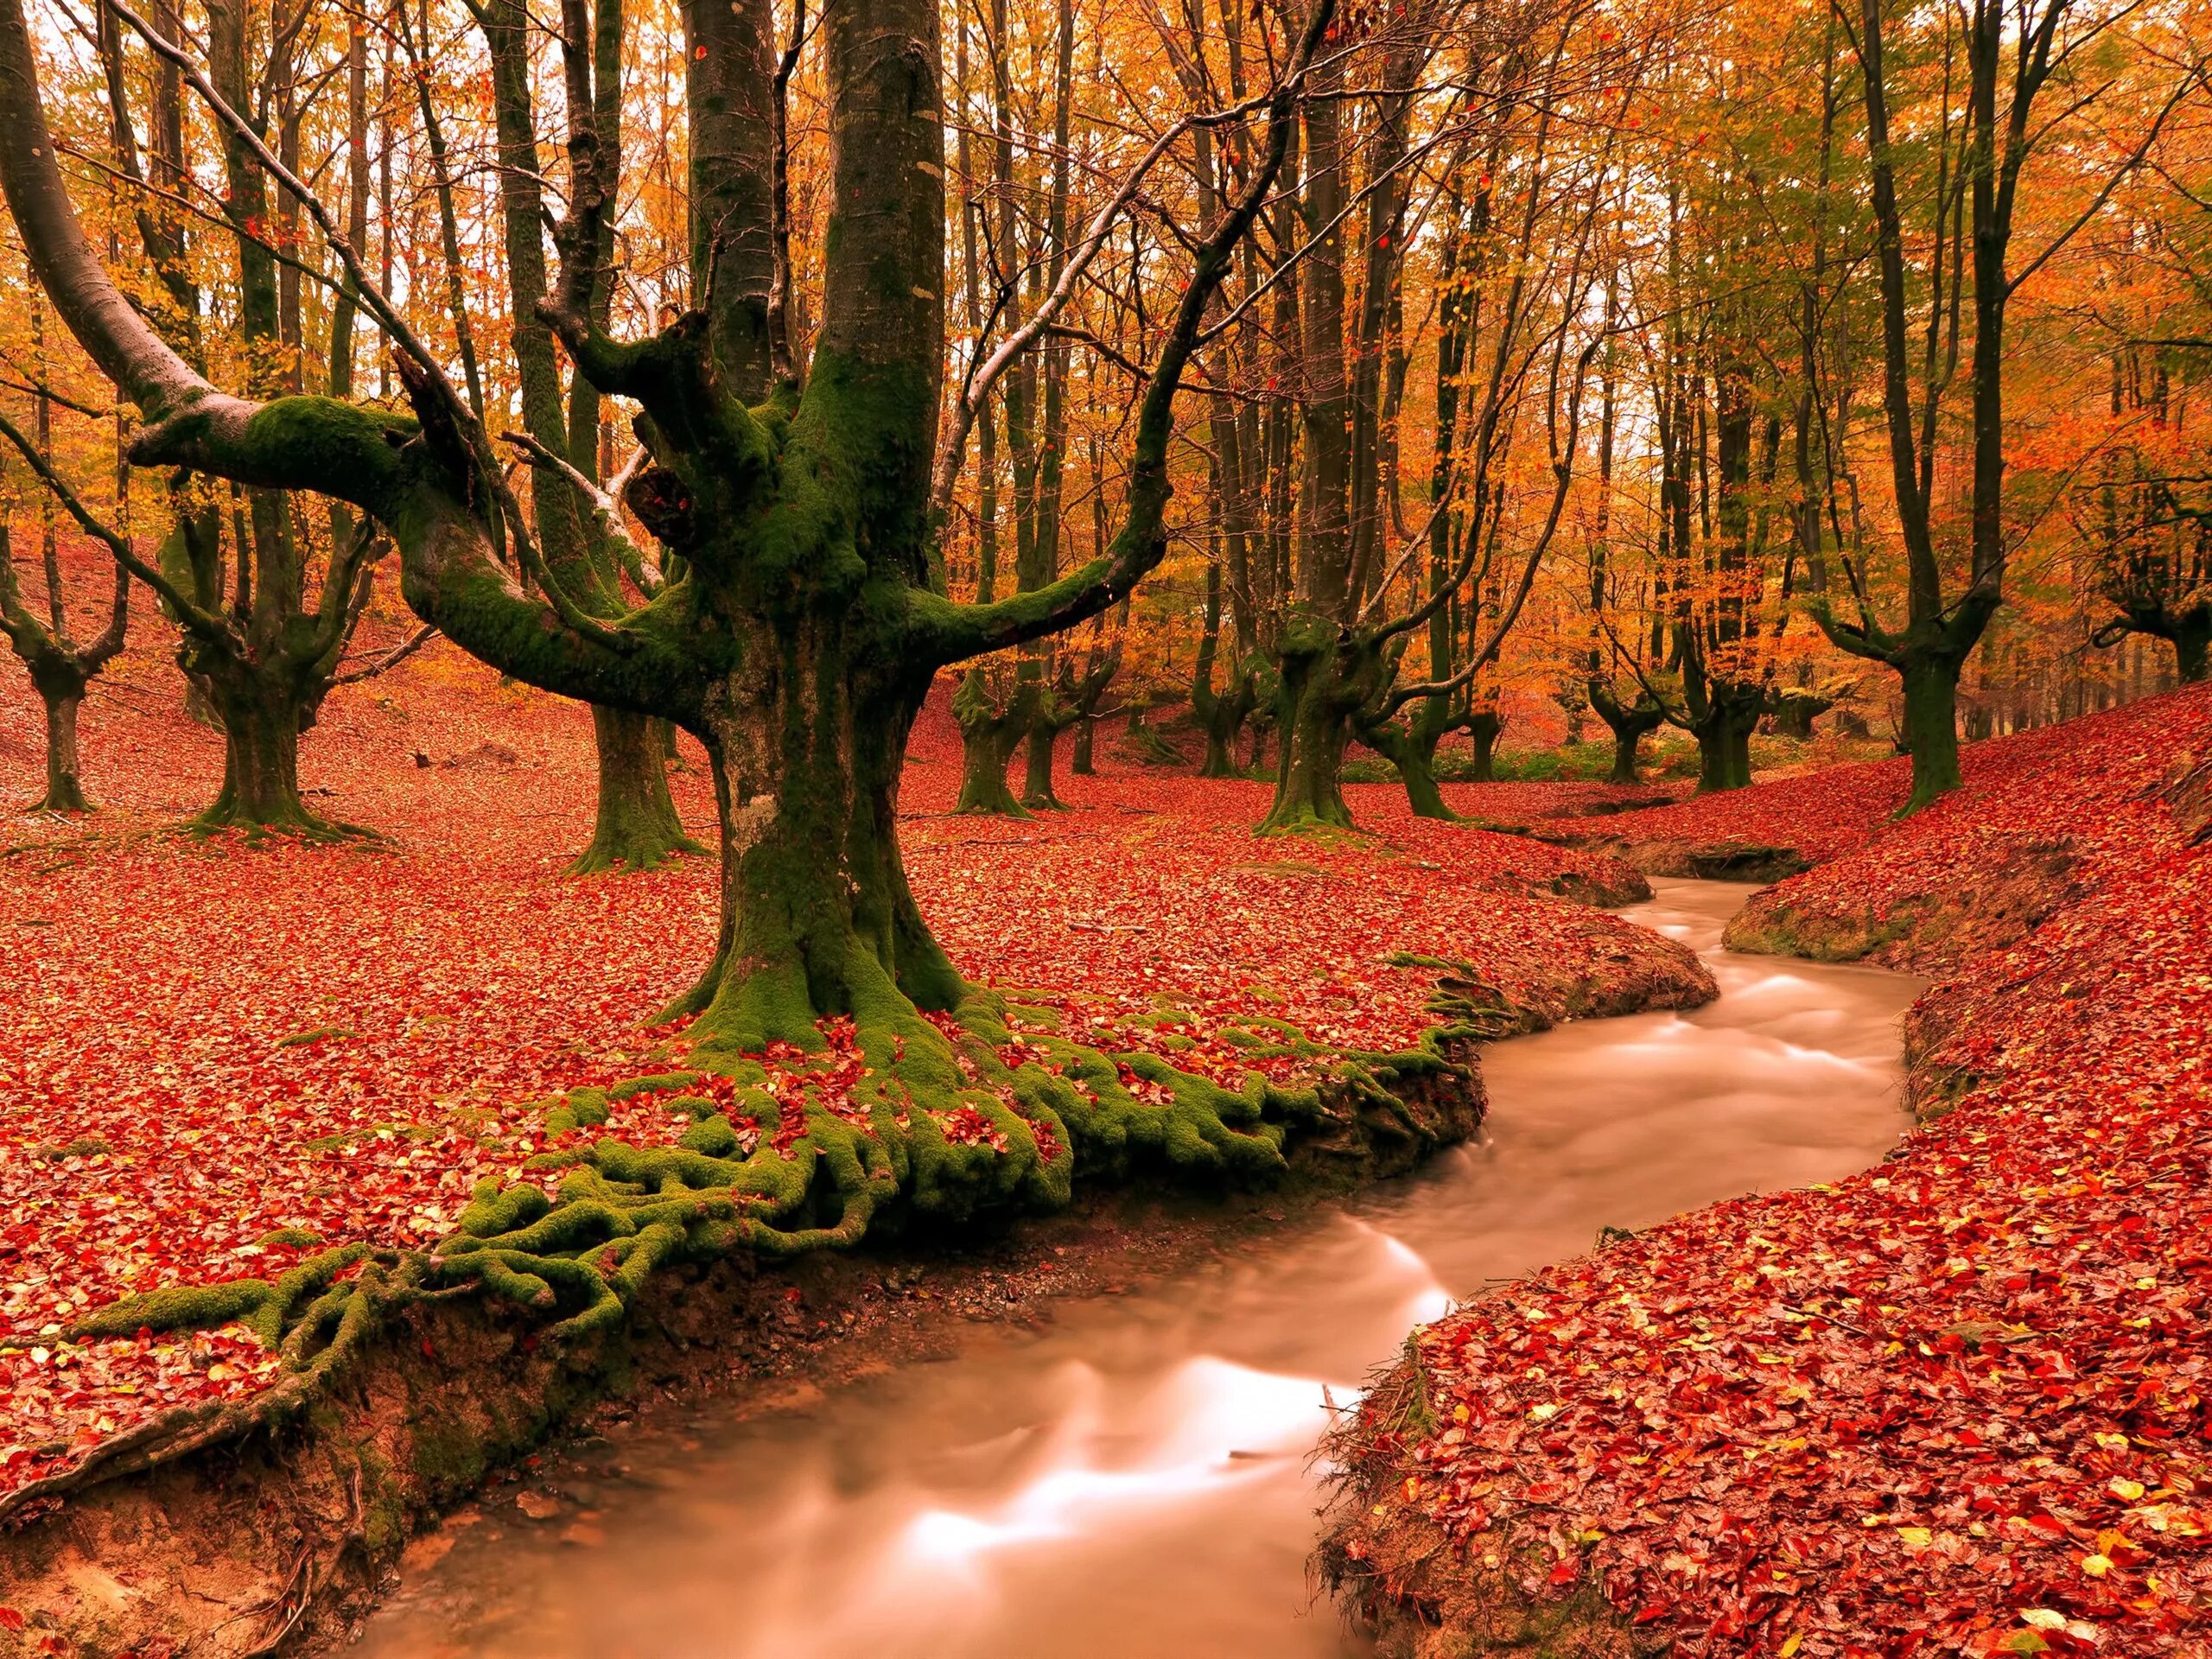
left=1818, top=0, right=2191, bottom=812
left=0, top=395, right=129, bottom=812
left=0, top=0, right=1322, bottom=1057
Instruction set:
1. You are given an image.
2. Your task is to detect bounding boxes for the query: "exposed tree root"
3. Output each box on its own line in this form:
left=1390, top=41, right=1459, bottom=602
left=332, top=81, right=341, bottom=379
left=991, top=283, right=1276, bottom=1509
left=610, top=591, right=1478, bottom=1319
left=6, top=965, right=1509, bottom=1533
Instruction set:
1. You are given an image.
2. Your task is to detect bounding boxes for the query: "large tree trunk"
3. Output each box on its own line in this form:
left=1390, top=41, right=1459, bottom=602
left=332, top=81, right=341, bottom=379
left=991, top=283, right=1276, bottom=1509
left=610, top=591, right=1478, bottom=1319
left=1071, top=716, right=1096, bottom=775
left=1260, top=630, right=1382, bottom=834
left=668, top=645, right=962, bottom=1051
left=194, top=671, right=327, bottom=836
left=571, top=704, right=705, bottom=873
left=1689, top=703, right=1758, bottom=793
left=1363, top=701, right=1459, bottom=821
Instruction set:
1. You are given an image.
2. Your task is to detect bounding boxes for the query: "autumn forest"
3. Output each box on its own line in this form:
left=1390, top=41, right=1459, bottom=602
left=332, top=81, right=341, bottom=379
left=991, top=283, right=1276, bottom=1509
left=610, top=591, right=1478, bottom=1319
left=0, top=0, right=2209, bottom=1646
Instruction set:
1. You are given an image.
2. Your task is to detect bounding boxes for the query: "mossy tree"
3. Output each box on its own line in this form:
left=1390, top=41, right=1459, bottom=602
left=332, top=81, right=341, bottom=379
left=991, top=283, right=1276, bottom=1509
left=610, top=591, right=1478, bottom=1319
left=61, top=0, right=388, bottom=836
left=0, top=0, right=1325, bottom=1045
left=0, top=389, right=130, bottom=813
left=1811, top=0, right=2187, bottom=814
left=478, top=0, right=703, bottom=873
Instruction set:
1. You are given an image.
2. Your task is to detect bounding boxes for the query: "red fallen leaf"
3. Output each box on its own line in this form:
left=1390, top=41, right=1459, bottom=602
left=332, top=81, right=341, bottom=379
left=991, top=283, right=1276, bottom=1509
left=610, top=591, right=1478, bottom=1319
left=0, top=1608, right=24, bottom=1633
left=1548, top=1559, right=1579, bottom=1586
left=1340, top=683, right=2212, bottom=1652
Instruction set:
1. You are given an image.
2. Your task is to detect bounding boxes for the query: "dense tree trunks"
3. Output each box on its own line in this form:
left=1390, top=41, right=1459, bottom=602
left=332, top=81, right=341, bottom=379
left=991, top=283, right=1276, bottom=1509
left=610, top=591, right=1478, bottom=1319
left=572, top=705, right=705, bottom=873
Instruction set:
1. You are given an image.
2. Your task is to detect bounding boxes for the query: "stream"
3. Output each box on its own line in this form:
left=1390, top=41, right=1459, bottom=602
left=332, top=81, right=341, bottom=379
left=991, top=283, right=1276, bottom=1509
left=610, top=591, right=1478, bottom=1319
left=348, top=879, right=1921, bottom=1658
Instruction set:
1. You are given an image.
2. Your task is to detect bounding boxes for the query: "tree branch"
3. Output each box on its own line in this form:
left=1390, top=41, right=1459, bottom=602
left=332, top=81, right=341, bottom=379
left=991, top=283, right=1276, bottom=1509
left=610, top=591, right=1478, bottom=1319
left=911, top=0, right=1335, bottom=664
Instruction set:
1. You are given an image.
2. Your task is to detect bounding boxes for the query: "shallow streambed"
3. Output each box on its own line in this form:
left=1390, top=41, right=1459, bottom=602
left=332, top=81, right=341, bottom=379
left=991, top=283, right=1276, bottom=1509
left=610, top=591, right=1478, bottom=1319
left=348, top=879, right=1920, bottom=1657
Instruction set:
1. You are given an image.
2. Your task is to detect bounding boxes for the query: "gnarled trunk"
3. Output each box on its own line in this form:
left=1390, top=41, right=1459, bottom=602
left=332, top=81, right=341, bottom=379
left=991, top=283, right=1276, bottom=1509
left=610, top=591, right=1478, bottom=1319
left=572, top=704, right=705, bottom=873
left=1071, top=715, right=1096, bottom=775
left=195, top=672, right=326, bottom=835
left=1363, top=700, right=1460, bottom=821
left=1464, top=709, right=1502, bottom=785
left=1020, top=714, right=1067, bottom=810
left=1259, top=628, right=1389, bottom=835
left=668, top=636, right=960, bottom=1053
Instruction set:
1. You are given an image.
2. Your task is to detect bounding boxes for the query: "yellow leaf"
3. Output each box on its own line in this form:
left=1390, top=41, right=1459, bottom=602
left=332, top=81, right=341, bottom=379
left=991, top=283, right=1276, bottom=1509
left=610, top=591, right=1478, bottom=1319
left=1897, top=1526, right=1933, bottom=1548
left=1781, top=1635, right=1803, bottom=1656
left=2081, top=1554, right=2113, bottom=1578
left=2110, top=1478, right=2146, bottom=1502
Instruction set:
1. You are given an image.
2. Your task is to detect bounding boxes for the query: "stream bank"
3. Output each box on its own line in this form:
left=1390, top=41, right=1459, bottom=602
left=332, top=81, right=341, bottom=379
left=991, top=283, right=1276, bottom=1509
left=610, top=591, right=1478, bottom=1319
left=339, top=880, right=1917, bottom=1658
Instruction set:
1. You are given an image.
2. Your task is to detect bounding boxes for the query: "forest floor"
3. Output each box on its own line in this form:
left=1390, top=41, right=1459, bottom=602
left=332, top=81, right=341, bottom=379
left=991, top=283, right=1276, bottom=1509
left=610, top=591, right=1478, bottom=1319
left=0, top=602, right=1704, bottom=1536
left=1322, top=680, right=2212, bottom=1656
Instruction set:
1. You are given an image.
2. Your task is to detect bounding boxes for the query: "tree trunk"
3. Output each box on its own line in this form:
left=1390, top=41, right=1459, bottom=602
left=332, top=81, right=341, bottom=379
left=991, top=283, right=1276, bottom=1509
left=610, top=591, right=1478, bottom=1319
left=1196, top=677, right=1253, bottom=779
left=2173, top=615, right=2210, bottom=684
left=1375, top=720, right=1457, bottom=820
left=1263, top=683, right=1356, bottom=832
left=952, top=671, right=1029, bottom=817
left=194, top=677, right=327, bottom=836
left=1071, top=716, right=1096, bottom=775
left=1200, top=721, right=1238, bottom=778
left=35, top=679, right=88, bottom=812
left=1020, top=718, right=1065, bottom=810
left=668, top=652, right=963, bottom=1055
left=1899, top=651, right=1965, bottom=814
left=1608, top=726, right=1643, bottom=785
left=571, top=704, right=705, bottom=873
left=1259, top=631, right=1383, bottom=834
left=1465, top=709, right=1502, bottom=784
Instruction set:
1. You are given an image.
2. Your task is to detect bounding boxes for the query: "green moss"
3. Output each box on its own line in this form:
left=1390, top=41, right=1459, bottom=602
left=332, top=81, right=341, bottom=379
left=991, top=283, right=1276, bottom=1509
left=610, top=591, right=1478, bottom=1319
left=607, top=1071, right=704, bottom=1101
left=276, top=1025, right=360, bottom=1048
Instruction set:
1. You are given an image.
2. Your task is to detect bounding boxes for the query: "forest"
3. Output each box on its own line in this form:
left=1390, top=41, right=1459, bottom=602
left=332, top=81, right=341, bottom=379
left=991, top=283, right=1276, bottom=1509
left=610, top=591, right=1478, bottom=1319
left=0, top=0, right=2208, bottom=1647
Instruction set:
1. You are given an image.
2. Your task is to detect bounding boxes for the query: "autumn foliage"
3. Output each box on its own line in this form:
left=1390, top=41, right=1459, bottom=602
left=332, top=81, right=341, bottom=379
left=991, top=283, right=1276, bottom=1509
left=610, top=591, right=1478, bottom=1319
left=1324, top=682, right=2212, bottom=1654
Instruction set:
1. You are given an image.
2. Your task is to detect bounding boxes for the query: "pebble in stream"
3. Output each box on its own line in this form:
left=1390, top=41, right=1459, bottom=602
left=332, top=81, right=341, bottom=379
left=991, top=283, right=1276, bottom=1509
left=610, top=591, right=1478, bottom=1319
left=350, top=880, right=1922, bottom=1659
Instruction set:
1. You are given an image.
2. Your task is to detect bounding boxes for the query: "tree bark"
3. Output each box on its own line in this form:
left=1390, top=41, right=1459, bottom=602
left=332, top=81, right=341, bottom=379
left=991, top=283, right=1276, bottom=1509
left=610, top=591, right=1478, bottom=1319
left=572, top=705, right=706, bottom=872
left=953, top=671, right=1031, bottom=817
left=35, top=677, right=88, bottom=812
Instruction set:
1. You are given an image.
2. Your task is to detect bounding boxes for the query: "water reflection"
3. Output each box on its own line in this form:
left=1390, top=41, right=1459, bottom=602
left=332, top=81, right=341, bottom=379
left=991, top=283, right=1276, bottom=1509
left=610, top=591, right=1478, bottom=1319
left=350, top=880, right=1919, bottom=1659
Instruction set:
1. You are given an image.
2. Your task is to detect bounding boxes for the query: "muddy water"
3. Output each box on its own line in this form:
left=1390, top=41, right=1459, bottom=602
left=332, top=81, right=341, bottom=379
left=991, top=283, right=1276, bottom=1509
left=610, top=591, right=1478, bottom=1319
left=350, top=880, right=1920, bottom=1659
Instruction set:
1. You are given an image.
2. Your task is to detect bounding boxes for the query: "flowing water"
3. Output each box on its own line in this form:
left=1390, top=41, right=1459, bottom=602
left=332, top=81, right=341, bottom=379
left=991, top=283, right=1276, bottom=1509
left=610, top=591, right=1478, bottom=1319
left=350, top=880, right=1920, bottom=1659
